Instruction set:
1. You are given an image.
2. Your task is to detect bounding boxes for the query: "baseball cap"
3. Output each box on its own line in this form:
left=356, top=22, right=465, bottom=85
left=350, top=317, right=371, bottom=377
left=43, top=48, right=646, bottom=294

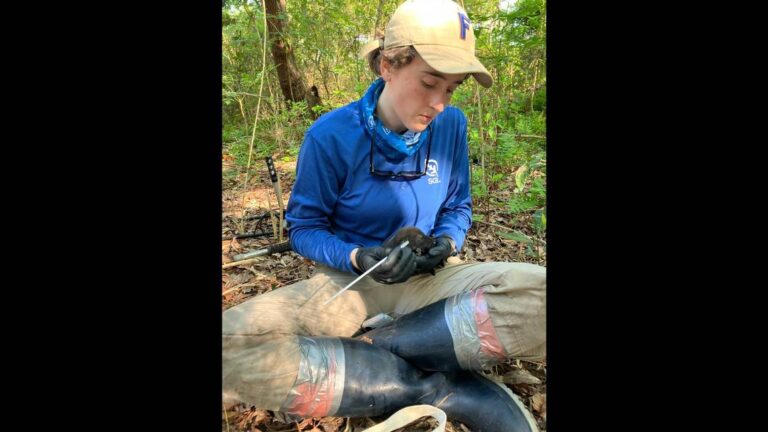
left=360, top=0, right=493, bottom=88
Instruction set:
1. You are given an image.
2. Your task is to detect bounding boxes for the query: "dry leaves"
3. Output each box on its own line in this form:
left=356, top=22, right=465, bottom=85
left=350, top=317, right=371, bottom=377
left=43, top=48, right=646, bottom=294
left=225, top=407, right=270, bottom=430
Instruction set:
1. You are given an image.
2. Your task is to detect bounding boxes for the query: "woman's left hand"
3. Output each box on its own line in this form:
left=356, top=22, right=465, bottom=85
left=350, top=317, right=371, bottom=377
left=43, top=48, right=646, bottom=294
left=414, top=236, right=454, bottom=274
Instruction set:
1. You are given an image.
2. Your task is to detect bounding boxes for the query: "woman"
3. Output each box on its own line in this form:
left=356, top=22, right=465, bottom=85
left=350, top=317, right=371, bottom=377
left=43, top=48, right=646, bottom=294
left=223, top=1, right=545, bottom=431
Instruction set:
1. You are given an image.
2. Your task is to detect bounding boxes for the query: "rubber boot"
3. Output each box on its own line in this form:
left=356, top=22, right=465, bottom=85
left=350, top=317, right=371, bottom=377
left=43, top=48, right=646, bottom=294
left=278, top=336, right=538, bottom=432
left=359, top=288, right=508, bottom=372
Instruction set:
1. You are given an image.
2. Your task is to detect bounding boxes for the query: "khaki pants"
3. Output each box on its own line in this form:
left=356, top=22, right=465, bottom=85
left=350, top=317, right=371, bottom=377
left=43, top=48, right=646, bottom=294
left=222, top=260, right=546, bottom=410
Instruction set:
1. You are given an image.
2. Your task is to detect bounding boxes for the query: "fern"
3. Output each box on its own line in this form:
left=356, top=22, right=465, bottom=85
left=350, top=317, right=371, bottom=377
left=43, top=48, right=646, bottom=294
left=508, top=195, right=539, bottom=213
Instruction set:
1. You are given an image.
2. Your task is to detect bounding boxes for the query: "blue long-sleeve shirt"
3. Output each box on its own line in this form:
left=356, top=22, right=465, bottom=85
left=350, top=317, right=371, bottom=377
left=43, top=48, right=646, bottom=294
left=286, top=99, right=472, bottom=274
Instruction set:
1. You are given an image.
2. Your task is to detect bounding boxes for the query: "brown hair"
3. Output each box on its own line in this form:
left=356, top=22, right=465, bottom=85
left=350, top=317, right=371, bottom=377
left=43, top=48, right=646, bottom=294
left=366, top=44, right=419, bottom=76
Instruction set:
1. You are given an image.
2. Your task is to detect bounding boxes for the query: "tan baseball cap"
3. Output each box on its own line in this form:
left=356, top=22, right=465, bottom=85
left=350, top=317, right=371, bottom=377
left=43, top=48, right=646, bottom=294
left=360, top=0, right=493, bottom=88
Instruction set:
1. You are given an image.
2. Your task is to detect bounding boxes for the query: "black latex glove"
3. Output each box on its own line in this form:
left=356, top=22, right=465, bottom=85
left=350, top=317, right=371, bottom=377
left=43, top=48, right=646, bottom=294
left=355, top=245, right=417, bottom=284
left=415, top=236, right=454, bottom=274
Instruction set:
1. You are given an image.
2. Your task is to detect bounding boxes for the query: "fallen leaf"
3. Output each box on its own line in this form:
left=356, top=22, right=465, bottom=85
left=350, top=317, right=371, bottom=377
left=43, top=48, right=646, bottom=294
left=229, top=238, right=243, bottom=252
left=318, top=416, right=344, bottom=432
left=297, top=418, right=314, bottom=430
left=502, top=369, right=542, bottom=385
left=530, top=392, right=546, bottom=414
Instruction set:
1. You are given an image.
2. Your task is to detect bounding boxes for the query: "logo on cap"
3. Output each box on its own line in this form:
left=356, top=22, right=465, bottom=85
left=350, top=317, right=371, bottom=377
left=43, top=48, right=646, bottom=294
left=458, top=13, right=471, bottom=40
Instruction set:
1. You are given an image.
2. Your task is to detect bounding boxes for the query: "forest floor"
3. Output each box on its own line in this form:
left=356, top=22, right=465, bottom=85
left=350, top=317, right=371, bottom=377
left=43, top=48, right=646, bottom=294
left=221, top=156, right=547, bottom=432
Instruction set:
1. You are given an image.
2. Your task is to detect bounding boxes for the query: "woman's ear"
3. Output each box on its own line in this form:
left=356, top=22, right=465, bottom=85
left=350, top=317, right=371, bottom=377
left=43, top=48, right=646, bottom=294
left=380, top=58, right=392, bottom=81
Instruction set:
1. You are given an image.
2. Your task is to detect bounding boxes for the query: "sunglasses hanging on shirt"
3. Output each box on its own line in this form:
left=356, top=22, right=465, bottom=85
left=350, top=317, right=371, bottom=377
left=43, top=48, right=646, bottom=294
left=369, top=124, right=432, bottom=179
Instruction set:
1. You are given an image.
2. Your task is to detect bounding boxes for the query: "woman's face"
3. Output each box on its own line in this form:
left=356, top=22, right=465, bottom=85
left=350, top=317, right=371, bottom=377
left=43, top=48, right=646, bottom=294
left=378, top=54, right=467, bottom=133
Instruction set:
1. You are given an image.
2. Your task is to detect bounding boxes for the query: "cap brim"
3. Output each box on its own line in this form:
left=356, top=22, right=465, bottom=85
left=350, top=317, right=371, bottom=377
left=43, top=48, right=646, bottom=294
left=414, top=45, right=493, bottom=88
left=359, top=39, right=382, bottom=59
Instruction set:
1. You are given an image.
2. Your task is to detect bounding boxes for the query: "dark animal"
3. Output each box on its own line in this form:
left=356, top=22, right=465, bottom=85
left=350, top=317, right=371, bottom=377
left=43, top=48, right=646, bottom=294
left=383, top=226, right=436, bottom=256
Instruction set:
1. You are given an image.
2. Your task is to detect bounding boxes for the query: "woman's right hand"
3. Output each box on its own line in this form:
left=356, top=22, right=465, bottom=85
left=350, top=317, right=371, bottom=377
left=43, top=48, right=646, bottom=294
left=353, top=245, right=417, bottom=284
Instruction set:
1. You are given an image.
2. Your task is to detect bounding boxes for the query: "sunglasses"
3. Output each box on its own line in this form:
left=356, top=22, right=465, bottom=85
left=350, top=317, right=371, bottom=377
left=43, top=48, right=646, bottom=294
left=369, top=124, right=432, bottom=179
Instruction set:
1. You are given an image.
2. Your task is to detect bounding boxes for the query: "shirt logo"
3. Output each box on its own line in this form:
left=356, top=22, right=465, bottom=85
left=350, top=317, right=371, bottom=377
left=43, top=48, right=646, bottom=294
left=427, top=159, right=440, bottom=184
left=367, top=115, right=375, bottom=130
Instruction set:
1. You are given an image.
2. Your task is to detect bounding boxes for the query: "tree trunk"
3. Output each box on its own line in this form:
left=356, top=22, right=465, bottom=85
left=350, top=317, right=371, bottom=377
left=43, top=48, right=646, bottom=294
left=264, top=0, right=312, bottom=109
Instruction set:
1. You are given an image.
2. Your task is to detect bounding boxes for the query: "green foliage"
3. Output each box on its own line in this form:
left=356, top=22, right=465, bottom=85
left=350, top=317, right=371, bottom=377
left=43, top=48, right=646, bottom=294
left=223, top=98, right=311, bottom=168
left=497, top=230, right=533, bottom=244
left=507, top=195, right=539, bottom=214
left=508, top=153, right=546, bottom=214
left=532, top=84, right=546, bottom=111
left=471, top=167, right=489, bottom=199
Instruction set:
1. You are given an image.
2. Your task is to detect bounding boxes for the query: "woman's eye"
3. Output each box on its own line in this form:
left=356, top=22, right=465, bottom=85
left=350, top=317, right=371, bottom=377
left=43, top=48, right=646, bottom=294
left=422, top=82, right=435, bottom=89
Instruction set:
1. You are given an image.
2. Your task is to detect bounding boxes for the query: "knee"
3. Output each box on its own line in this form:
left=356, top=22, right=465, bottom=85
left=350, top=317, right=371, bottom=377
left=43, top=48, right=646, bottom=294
left=484, top=262, right=546, bottom=309
left=222, top=296, right=299, bottom=336
left=499, top=262, right=546, bottom=294
left=483, top=263, right=546, bottom=359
